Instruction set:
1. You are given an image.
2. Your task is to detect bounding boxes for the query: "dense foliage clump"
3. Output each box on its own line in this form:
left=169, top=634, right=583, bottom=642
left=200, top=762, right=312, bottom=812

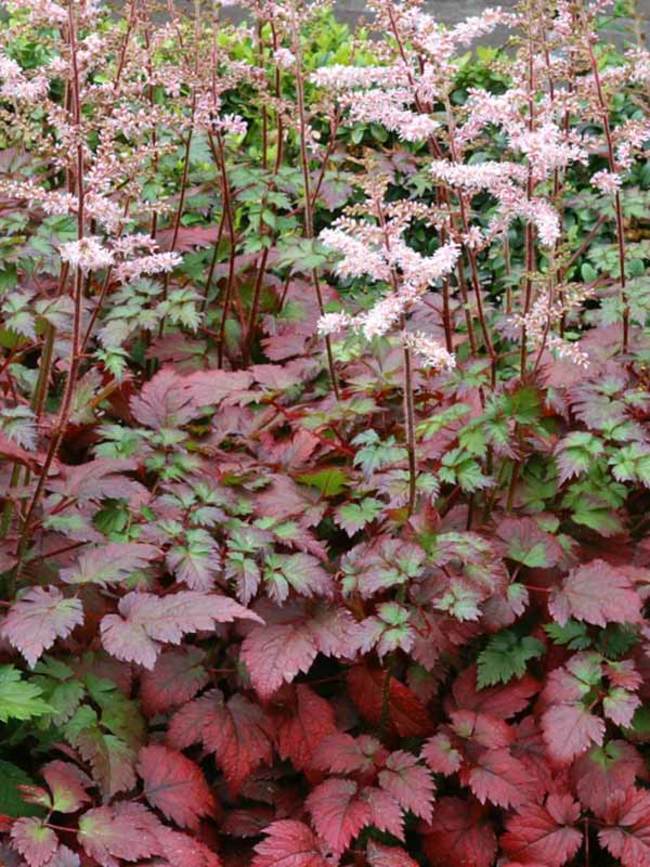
left=0, top=0, right=649, bottom=864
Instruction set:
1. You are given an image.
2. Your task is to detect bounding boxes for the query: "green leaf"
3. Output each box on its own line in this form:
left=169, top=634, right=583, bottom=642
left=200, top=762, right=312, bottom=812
left=297, top=467, right=349, bottom=497
left=0, top=666, right=52, bottom=722
left=477, top=631, right=544, bottom=687
left=417, top=403, right=471, bottom=439
left=352, top=430, right=406, bottom=475
left=609, top=443, right=650, bottom=486
left=0, top=761, right=45, bottom=818
left=544, top=620, right=591, bottom=650
left=335, top=498, right=383, bottom=535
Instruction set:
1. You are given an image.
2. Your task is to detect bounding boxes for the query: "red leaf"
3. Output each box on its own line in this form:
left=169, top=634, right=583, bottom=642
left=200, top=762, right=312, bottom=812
left=347, top=664, right=432, bottom=738
left=185, top=369, right=253, bottom=406
left=450, top=709, right=514, bottom=749
left=363, top=787, right=404, bottom=840
left=138, top=744, right=216, bottom=829
left=272, top=685, right=337, bottom=772
left=366, top=841, right=418, bottom=867
left=541, top=703, right=605, bottom=765
left=101, top=590, right=261, bottom=669
left=252, top=820, right=331, bottom=867
left=306, top=778, right=371, bottom=855
left=1, top=586, right=84, bottom=667
left=0, top=431, right=58, bottom=475
left=541, top=655, right=606, bottom=764
left=130, top=367, right=198, bottom=429
left=572, top=741, right=646, bottom=814
left=312, top=733, right=384, bottom=775
left=156, top=224, right=225, bottom=252
left=421, top=796, right=497, bottom=867
left=378, top=751, right=435, bottom=821
left=501, top=794, right=582, bottom=866
left=78, top=802, right=162, bottom=867
left=41, top=761, right=92, bottom=813
left=597, top=788, right=650, bottom=867
left=50, top=458, right=145, bottom=501
left=449, top=667, right=539, bottom=719
left=421, top=732, right=463, bottom=776
left=464, top=749, right=542, bottom=809
left=60, top=542, right=159, bottom=587
left=168, top=689, right=273, bottom=794
left=10, top=818, right=58, bottom=867
left=240, top=617, right=319, bottom=700
left=158, top=828, right=223, bottom=867
left=549, top=560, right=642, bottom=627
left=140, top=647, right=209, bottom=716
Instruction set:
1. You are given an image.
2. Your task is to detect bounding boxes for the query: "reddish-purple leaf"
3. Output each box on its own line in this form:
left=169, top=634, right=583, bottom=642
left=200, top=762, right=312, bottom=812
left=549, top=560, right=642, bottom=627
left=130, top=367, right=197, bottom=429
left=140, top=647, right=209, bottom=716
left=501, top=794, right=582, bottom=866
left=138, top=744, right=215, bottom=829
left=363, top=786, right=404, bottom=840
left=168, top=689, right=273, bottom=794
left=347, top=664, right=432, bottom=737
left=101, top=590, right=261, bottom=669
left=252, top=820, right=331, bottom=867
left=77, top=802, right=162, bottom=866
left=603, top=687, right=641, bottom=727
left=311, top=733, right=384, bottom=775
left=465, top=748, right=542, bottom=809
left=421, top=732, right=463, bottom=776
left=449, top=667, right=540, bottom=719
left=541, top=704, right=605, bottom=765
left=185, top=369, right=253, bottom=406
left=597, top=787, right=650, bottom=867
left=306, top=778, right=371, bottom=855
left=572, top=741, right=646, bottom=815
left=41, top=761, right=92, bottom=813
left=240, top=620, right=319, bottom=700
left=49, top=459, right=146, bottom=502
left=60, top=542, right=159, bottom=587
left=1, top=586, right=84, bottom=667
left=10, top=818, right=58, bottom=867
left=366, top=841, right=419, bottom=867
left=450, top=709, right=514, bottom=750
left=422, top=797, right=497, bottom=867
left=157, top=828, right=223, bottom=867
left=378, top=750, right=435, bottom=821
left=272, top=684, right=337, bottom=771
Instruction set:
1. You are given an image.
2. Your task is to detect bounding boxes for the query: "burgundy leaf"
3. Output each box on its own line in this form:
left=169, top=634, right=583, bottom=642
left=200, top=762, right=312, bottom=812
left=10, top=818, right=58, bottom=867
left=501, top=794, right=582, bottom=866
left=168, top=689, right=273, bottom=794
left=306, top=778, right=371, bottom=855
left=252, top=820, right=331, bottom=867
left=140, top=647, right=209, bottom=716
left=1, top=587, right=84, bottom=667
left=101, top=591, right=261, bottom=669
left=138, top=744, right=216, bottom=829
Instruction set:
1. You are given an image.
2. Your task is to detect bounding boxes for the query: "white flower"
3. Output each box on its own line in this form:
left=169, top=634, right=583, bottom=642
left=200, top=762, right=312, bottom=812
left=402, top=331, right=456, bottom=371
left=591, top=170, right=622, bottom=195
left=317, top=312, right=353, bottom=337
left=59, top=237, right=114, bottom=272
left=274, top=48, right=296, bottom=70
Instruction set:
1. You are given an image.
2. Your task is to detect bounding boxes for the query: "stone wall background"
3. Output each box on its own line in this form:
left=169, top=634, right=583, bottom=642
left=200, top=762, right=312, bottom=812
left=219, top=0, right=649, bottom=41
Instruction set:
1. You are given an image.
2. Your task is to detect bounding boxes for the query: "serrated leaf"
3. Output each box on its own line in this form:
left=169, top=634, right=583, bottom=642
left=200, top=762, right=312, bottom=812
left=477, top=632, right=544, bottom=688
left=138, top=745, right=215, bottom=829
left=0, top=666, right=52, bottom=722
left=1, top=587, right=84, bottom=667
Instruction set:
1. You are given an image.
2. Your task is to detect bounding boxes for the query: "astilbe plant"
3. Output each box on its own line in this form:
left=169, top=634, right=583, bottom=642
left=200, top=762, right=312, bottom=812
left=0, top=0, right=648, bottom=865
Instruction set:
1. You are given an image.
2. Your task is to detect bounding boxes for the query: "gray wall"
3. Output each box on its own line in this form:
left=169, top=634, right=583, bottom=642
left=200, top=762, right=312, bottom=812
left=222, top=0, right=649, bottom=39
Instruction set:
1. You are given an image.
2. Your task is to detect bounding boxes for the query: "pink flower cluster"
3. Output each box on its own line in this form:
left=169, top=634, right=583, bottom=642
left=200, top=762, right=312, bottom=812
left=402, top=331, right=456, bottom=371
